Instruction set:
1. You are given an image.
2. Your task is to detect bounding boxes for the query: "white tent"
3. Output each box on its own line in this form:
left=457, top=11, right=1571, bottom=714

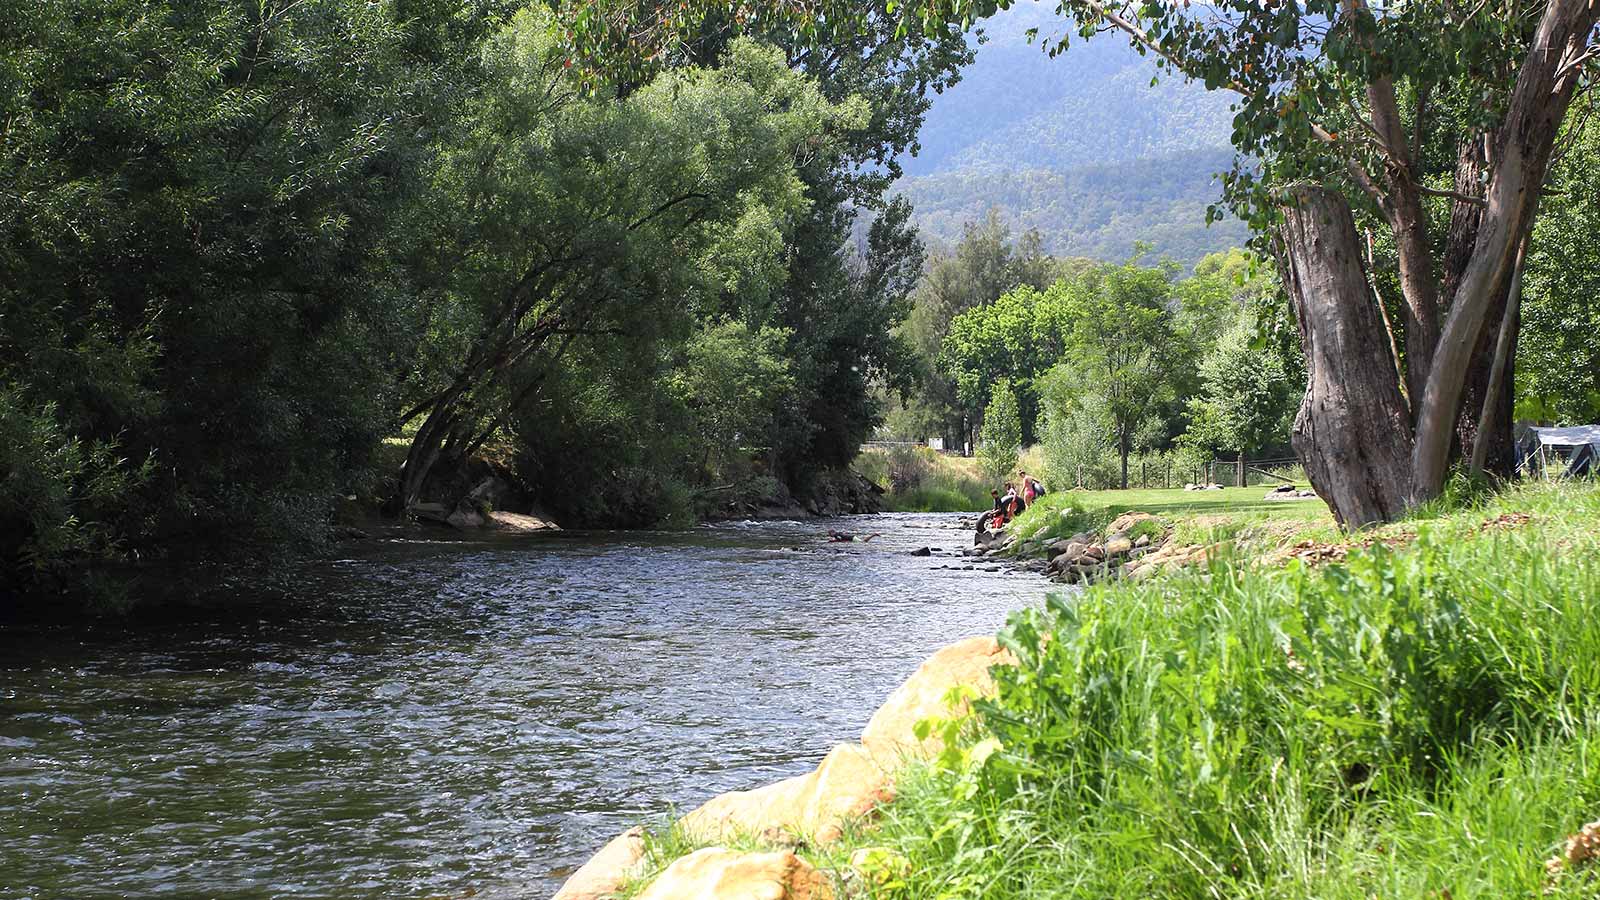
left=1530, top=425, right=1600, bottom=447
left=1523, top=425, right=1600, bottom=477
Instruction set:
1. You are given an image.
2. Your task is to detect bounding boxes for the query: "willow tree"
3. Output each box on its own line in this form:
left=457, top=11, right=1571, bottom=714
left=559, top=0, right=1600, bottom=526
left=392, top=12, right=864, bottom=511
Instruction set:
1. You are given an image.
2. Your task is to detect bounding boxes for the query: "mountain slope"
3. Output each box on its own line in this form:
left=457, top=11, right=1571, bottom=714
left=897, top=4, right=1249, bottom=267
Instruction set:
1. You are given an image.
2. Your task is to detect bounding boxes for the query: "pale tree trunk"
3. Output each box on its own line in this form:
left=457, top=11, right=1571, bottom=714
left=1409, top=0, right=1598, bottom=500
left=1440, top=140, right=1518, bottom=477
left=1362, top=75, right=1441, bottom=407
left=1279, top=189, right=1415, bottom=528
left=1469, top=242, right=1527, bottom=478
left=1456, top=266, right=1520, bottom=477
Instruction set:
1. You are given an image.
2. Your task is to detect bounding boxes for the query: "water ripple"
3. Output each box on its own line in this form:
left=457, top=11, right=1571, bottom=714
left=0, top=514, right=1057, bottom=899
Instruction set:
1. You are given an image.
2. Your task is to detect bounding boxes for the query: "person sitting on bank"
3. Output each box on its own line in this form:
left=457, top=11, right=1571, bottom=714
left=978, top=489, right=1005, bottom=530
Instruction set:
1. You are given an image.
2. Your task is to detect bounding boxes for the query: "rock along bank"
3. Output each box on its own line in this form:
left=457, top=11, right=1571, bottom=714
left=550, top=635, right=1017, bottom=900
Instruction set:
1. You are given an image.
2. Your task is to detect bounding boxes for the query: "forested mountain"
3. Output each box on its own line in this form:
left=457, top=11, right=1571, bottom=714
left=895, top=3, right=1249, bottom=267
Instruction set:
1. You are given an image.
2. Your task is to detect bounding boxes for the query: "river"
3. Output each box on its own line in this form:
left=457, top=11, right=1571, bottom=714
left=0, top=514, right=1056, bottom=900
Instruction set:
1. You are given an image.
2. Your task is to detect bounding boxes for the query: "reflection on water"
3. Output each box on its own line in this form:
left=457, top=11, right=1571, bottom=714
left=1, top=514, right=1056, bottom=899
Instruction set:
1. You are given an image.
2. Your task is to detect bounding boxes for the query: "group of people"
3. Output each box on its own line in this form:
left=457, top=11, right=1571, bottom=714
left=982, top=470, right=1046, bottom=530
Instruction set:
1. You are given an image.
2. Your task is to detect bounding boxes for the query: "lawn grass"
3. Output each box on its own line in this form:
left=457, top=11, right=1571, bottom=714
left=1067, top=485, right=1328, bottom=519
left=620, top=481, right=1600, bottom=899
left=1004, top=486, right=1333, bottom=555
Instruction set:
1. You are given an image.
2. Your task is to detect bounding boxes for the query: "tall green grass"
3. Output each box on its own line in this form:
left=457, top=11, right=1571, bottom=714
left=858, top=482, right=1600, bottom=898
left=855, top=446, right=993, bottom=512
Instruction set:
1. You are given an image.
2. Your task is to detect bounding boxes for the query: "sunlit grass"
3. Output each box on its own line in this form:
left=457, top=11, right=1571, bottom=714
left=855, top=480, right=1600, bottom=899
left=618, top=481, right=1600, bottom=899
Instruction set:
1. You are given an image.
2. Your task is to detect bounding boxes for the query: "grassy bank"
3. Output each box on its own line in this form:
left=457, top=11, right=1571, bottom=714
left=633, top=481, right=1600, bottom=897
left=1003, top=486, right=1335, bottom=565
left=855, top=447, right=992, bottom=512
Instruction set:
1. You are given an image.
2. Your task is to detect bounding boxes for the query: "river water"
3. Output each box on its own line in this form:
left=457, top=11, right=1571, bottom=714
left=1, top=514, right=1055, bottom=900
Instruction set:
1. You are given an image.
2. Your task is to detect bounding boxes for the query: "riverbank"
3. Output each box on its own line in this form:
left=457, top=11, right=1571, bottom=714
left=853, top=448, right=990, bottom=513
left=981, top=485, right=1332, bottom=584
left=568, top=480, right=1600, bottom=898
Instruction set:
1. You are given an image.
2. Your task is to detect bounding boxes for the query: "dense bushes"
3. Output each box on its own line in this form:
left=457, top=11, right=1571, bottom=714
left=1, top=3, right=957, bottom=602
left=1, top=0, right=472, bottom=598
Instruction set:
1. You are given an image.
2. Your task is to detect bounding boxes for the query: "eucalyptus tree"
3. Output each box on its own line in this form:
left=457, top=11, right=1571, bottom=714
left=558, top=0, right=1600, bottom=526
left=1052, top=263, right=1188, bottom=490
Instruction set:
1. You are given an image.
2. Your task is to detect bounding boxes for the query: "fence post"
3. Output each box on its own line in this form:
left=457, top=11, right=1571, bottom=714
left=1236, top=452, right=1246, bottom=488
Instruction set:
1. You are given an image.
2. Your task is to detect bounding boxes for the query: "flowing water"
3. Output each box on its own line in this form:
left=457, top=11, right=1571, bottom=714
left=1, top=514, right=1056, bottom=900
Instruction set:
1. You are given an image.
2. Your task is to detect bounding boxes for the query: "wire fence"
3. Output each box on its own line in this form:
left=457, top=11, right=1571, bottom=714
left=1200, top=456, right=1305, bottom=488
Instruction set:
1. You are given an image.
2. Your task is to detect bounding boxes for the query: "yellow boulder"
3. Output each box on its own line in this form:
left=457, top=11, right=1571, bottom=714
left=861, top=635, right=1015, bottom=762
left=680, top=742, right=890, bottom=845
left=634, top=847, right=832, bottom=900
left=551, top=826, right=645, bottom=900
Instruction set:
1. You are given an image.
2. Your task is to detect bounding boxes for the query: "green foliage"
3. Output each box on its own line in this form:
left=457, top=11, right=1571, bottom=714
left=1517, top=121, right=1600, bottom=424
left=861, top=482, right=1600, bottom=898
left=668, top=321, right=794, bottom=477
left=888, top=481, right=993, bottom=514
left=854, top=446, right=992, bottom=512
left=900, top=210, right=1057, bottom=446
left=1040, top=260, right=1190, bottom=488
left=1036, top=366, right=1119, bottom=490
left=976, top=380, right=1022, bottom=483
left=0, top=1, right=960, bottom=596
left=763, top=193, right=925, bottom=482
left=0, top=395, right=150, bottom=599
left=938, top=282, right=1062, bottom=442
left=1003, top=491, right=1116, bottom=546
left=405, top=17, right=848, bottom=506
left=1181, top=316, right=1300, bottom=458
left=1, top=0, right=483, bottom=592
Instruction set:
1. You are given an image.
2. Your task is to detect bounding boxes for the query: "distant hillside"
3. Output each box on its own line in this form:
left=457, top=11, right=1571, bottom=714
left=896, top=3, right=1249, bottom=268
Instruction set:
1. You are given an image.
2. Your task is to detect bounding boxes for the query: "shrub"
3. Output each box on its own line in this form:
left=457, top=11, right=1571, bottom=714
left=977, top=380, right=1022, bottom=483
left=886, top=445, right=933, bottom=493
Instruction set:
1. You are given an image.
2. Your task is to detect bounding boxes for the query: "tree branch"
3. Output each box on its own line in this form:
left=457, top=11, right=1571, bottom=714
left=627, top=191, right=710, bottom=232
left=1417, top=185, right=1487, bottom=206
